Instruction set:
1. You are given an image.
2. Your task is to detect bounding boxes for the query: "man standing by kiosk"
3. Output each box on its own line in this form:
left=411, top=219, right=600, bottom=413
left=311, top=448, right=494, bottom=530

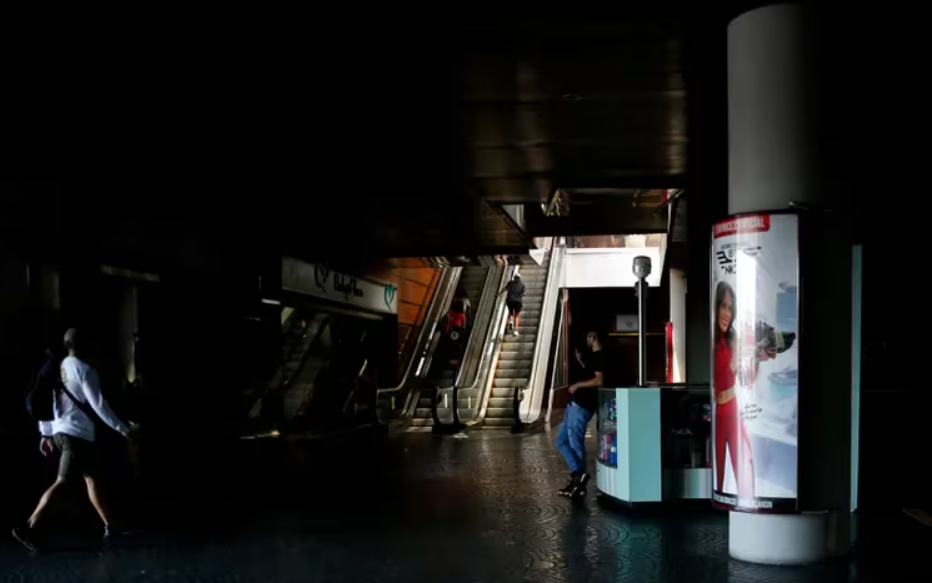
left=556, top=330, right=604, bottom=499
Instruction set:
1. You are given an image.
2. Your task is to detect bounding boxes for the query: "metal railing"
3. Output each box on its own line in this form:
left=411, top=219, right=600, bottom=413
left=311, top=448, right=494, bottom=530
left=544, top=385, right=571, bottom=427
left=516, top=239, right=565, bottom=425
left=376, top=267, right=462, bottom=424
left=534, top=290, right=569, bottom=427
left=453, top=263, right=518, bottom=427
left=429, top=265, right=502, bottom=429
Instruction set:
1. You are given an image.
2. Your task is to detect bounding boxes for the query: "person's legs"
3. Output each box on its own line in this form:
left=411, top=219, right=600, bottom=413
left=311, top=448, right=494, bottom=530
left=13, top=435, right=75, bottom=551
left=84, top=475, right=116, bottom=533
left=555, top=405, right=581, bottom=472
left=25, top=477, right=68, bottom=529
left=555, top=404, right=583, bottom=495
left=715, top=409, right=729, bottom=491
left=567, top=405, right=594, bottom=477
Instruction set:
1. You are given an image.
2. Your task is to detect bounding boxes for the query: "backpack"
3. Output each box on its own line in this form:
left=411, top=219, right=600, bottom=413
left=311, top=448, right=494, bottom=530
left=26, top=356, right=63, bottom=421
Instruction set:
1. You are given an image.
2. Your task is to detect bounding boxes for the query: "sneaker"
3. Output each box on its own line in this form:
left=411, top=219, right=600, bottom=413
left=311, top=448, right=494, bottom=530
left=512, top=329, right=520, bottom=337
left=12, top=527, right=39, bottom=552
left=569, top=472, right=590, bottom=498
left=558, top=475, right=578, bottom=497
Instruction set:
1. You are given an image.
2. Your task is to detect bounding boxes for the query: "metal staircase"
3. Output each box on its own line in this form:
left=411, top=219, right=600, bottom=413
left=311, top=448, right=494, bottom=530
left=280, top=312, right=330, bottom=423
left=412, top=265, right=490, bottom=429
left=480, top=255, right=550, bottom=428
left=281, top=313, right=328, bottom=385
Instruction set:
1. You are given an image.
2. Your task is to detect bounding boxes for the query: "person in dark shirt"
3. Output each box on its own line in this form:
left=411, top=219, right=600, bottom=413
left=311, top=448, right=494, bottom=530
left=500, top=273, right=525, bottom=337
left=556, top=330, right=604, bottom=498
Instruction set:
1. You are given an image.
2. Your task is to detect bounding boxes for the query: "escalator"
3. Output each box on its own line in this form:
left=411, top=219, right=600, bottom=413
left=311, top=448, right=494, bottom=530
left=448, top=240, right=566, bottom=430
left=412, top=265, right=496, bottom=428
left=482, top=254, right=550, bottom=427
left=375, top=267, right=461, bottom=428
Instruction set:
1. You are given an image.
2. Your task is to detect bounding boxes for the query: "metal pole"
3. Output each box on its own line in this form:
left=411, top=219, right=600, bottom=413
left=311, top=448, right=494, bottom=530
left=632, top=255, right=652, bottom=387
left=637, top=278, right=647, bottom=385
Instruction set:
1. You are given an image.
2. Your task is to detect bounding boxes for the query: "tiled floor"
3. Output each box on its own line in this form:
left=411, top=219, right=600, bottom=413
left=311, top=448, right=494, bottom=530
left=0, top=429, right=926, bottom=582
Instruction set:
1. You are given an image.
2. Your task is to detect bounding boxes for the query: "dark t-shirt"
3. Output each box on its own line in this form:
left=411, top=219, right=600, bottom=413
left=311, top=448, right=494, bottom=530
left=571, top=349, right=604, bottom=412
left=506, top=280, right=525, bottom=302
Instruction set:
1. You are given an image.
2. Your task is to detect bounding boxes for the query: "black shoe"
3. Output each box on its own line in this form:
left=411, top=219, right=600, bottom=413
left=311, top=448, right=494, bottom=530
left=569, top=472, right=590, bottom=499
left=12, top=527, right=39, bottom=552
left=558, top=475, right=578, bottom=497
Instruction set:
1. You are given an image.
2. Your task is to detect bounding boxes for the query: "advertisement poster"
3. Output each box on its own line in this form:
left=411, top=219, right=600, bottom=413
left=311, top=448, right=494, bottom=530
left=711, top=213, right=799, bottom=513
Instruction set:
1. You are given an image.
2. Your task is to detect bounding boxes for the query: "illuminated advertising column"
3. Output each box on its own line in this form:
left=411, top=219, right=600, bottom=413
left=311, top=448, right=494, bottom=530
left=710, top=213, right=799, bottom=513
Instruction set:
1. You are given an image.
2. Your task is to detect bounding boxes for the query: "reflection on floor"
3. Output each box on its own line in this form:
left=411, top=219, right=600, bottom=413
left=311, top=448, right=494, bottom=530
left=0, top=430, right=926, bottom=582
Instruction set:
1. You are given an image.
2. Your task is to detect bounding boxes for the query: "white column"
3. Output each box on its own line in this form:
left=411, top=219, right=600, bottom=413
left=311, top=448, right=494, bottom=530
left=727, top=3, right=851, bottom=565
left=669, top=268, right=687, bottom=382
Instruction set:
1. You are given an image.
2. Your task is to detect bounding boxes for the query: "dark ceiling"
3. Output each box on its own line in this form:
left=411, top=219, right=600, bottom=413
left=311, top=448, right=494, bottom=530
left=284, top=15, right=693, bottom=263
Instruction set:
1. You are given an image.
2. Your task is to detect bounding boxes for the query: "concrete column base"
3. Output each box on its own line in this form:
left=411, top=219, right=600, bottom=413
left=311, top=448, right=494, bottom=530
left=729, top=510, right=851, bottom=565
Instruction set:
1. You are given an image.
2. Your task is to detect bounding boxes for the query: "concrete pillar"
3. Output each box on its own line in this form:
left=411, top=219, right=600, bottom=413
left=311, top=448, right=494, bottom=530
left=669, top=268, right=687, bottom=382
left=727, top=4, right=851, bottom=565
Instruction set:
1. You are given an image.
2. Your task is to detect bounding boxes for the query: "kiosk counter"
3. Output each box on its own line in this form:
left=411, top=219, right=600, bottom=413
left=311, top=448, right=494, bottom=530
left=596, top=385, right=712, bottom=507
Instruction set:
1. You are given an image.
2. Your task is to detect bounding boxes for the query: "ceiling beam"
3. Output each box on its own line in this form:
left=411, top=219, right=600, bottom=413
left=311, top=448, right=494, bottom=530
left=527, top=203, right=666, bottom=237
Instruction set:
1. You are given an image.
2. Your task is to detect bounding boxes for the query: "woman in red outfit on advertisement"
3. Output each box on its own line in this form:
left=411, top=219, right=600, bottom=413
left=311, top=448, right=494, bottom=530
left=713, top=281, right=756, bottom=499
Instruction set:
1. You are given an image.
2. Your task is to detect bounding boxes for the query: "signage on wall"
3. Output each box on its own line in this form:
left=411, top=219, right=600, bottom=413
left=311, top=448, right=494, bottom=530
left=282, top=258, right=398, bottom=315
left=615, top=315, right=638, bottom=332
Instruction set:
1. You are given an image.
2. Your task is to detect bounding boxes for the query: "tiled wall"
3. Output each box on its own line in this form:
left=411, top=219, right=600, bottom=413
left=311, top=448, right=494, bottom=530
left=366, top=267, right=441, bottom=370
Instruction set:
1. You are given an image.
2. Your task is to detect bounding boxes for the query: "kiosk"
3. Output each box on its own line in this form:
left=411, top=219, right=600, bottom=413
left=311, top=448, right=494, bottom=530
left=596, top=385, right=712, bottom=506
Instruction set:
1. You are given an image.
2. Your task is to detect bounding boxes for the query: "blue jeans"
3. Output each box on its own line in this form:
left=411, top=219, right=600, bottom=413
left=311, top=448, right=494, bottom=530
left=555, top=402, right=595, bottom=474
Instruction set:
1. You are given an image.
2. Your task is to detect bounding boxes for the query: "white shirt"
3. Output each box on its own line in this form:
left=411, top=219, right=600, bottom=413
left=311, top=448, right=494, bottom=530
left=38, top=356, right=131, bottom=442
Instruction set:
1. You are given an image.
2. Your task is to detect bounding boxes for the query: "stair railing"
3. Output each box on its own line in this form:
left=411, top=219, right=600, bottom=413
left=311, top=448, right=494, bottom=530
left=517, top=239, right=565, bottom=424
left=453, top=265, right=518, bottom=426
left=375, top=267, right=461, bottom=425
left=467, top=264, right=519, bottom=426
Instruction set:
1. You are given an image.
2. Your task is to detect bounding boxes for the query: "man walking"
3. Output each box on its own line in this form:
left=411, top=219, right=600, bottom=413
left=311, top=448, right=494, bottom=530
left=500, top=272, right=525, bottom=337
left=13, top=329, right=135, bottom=551
left=556, top=330, right=604, bottom=498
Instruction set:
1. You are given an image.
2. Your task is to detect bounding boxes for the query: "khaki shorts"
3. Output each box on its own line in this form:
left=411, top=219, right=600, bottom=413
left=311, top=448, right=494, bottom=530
left=54, top=434, right=101, bottom=479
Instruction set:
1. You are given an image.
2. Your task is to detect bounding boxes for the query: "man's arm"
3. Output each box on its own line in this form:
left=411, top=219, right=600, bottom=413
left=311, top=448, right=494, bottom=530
left=570, top=371, right=603, bottom=393
left=36, top=360, right=56, bottom=437
left=81, top=369, right=131, bottom=437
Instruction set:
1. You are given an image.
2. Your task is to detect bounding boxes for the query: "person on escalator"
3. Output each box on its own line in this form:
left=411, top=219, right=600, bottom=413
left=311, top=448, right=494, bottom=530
left=500, top=272, right=525, bottom=337
left=445, top=288, right=471, bottom=337
left=556, top=330, right=604, bottom=499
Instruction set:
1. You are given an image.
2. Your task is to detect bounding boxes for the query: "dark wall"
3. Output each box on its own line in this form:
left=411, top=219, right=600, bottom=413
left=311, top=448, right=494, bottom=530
left=567, top=287, right=669, bottom=386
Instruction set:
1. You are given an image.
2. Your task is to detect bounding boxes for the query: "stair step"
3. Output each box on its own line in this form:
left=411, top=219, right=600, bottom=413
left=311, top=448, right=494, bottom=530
left=494, top=367, right=530, bottom=378
left=491, top=387, right=517, bottom=398
left=494, top=378, right=527, bottom=389
left=503, top=334, right=536, bottom=344
left=497, top=359, right=532, bottom=370
left=410, top=419, right=434, bottom=427
left=500, top=343, right=535, bottom=353
left=488, top=397, right=513, bottom=408
left=485, top=408, right=512, bottom=419
left=483, top=418, right=513, bottom=428
left=415, top=408, right=433, bottom=418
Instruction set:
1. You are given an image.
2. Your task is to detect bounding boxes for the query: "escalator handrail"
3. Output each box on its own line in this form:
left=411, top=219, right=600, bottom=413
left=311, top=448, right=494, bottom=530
left=399, top=268, right=463, bottom=420
left=433, top=264, right=508, bottom=403
left=545, top=385, right=571, bottom=426
left=437, top=264, right=514, bottom=427
left=376, top=267, right=460, bottom=401
left=284, top=313, right=332, bottom=387
left=517, top=240, right=565, bottom=424
left=516, top=288, right=567, bottom=426
left=452, top=265, right=499, bottom=389
left=461, top=264, right=519, bottom=426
